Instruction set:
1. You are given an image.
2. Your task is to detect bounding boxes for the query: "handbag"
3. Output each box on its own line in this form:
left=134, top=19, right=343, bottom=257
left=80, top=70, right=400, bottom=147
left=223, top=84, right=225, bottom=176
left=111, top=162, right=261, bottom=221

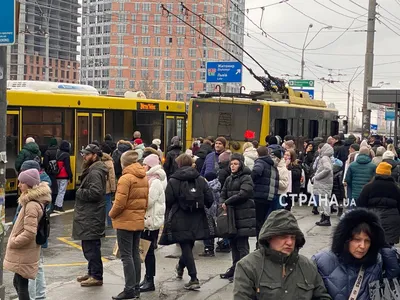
left=139, top=239, right=151, bottom=263
left=216, top=206, right=236, bottom=238
left=349, top=266, right=365, bottom=300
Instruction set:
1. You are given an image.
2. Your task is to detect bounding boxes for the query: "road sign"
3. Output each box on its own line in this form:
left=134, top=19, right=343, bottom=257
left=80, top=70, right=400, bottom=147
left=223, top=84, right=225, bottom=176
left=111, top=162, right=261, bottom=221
left=288, top=79, right=315, bottom=88
left=0, top=0, right=16, bottom=45
left=385, top=108, right=395, bottom=121
left=293, top=88, right=315, bottom=99
left=206, top=61, right=242, bottom=83
left=370, top=124, right=378, bottom=130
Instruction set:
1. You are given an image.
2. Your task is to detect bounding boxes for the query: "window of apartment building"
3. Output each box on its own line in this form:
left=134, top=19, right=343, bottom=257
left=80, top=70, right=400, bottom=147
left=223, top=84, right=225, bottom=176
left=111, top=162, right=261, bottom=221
left=36, top=67, right=40, bottom=74
left=129, top=80, right=135, bottom=89
left=154, top=14, right=161, bottom=23
left=176, top=93, right=184, bottom=101
left=192, top=4, right=197, bottom=12
left=89, top=16, right=96, bottom=24
left=103, top=47, right=110, bottom=55
left=30, top=66, right=33, bottom=73
left=117, top=70, right=123, bottom=78
left=103, top=36, right=110, bottom=44
left=166, top=3, right=173, bottom=11
left=134, top=3, right=140, bottom=11
left=154, top=26, right=161, bottom=34
left=165, top=48, right=171, bottom=56
left=132, top=48, right=138, bottom=56
left=131, top=14, right=137, bottom=22
left=103, top=69, right=109, bottom=77
left=191, top=60, right=197, bottom=69
left=141, top=59, right=149, bottom=67
left=89, top=38, right=95, bottom=45
left=167, top=15, right=173, bottom=23
left=164, top=71, right=172, bottom=79
left=96, top=26, right=102, bottom=34
left=191, top=38, right=196, bottom=45
left=204, top=4, right=208, bottom=13
left=118, top=25, right=126, bottom=33
left=103, top=58, right=110, bottom=66
left=141, top=70, right=149, bottom=78
left=143, top=3, right=151, bottom=11
left=154, top=59, right=160, bottom=68
left=175, top=71, right=184, bottom=80
left=61, top=70, right=65, bottom=78
left=154, top=70, right=160, bottom=79
left=155, top=37, right=161, bottom=45
left=175, top=60, right=184, bottom=69
left=188, top=48, right=196, bottom=57
left=104, top=3, right=111, bottom=11
left=166, top=37, right=173, bottom=45
left=153, top=48, right=161, bottom=56
left=166, top=82, right=171, bottom=90
left=139, top=81, right=146, bottom=90
left=116, top=80, right=124, bottom=89
left=89, top=49, right=94, bottom=56
left=97, top=4, right=103, bottom=12
left=118, top=14, right=127, bottom=22
left=142, top=25, right=149, bottom=34
left=176, top=49, right=183, bottom=57
left=131, top=25, right=137, bottom=33
left=143, top=47, right=151, bottom=56
left=120, top=3, right=124, bottom=10
left=167, top=26, right=172, bottom=35
left=153, top=81, right=159, bottom=90
left=200, top=71, right=205, bottom=80
left=90, top=27, right=95, bottom=35
left=142, top=37, right=150, bottom=45
left=130, top=70, right=136, bottom=78
left=177, top=26, right=185, bottom=35
left=175, top=82, right=184, bottom=91
left=203, top=49, right=208, bottom=58
left=55, top=70, right=58, bottom=77
left=134, top=37, right=139, bottom=44
left=166, top=93, right=171, bottom=100
left=29, top=56, right=34, bottom=64
left=142, top=14, right=149, bottom=22
left=190, top=72, right=196, bottom=80
left=130, top=59, right=137, bottom=67
left=189, top=82, right=194, bottom=90
left=118, top=58, right=124, bottom=66
left=96, top=48, right=101, bottom=56
left=164, top=59, right=172, bottom=68
left=118, top=36, right=124, bottom=44
left=104, top=25, right=111, bottom=33
left=96, top=37, right=102, bottom=45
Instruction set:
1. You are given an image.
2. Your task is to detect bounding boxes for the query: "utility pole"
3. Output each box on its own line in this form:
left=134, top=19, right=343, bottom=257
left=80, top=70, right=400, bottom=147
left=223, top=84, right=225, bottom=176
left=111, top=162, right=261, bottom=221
left=0, top=46, right=7, bottom=300
left=45, top=32, right=49, bottom=81
left=351, top=90, right=355, bottom=132
left=361, top=0, right=377, bottom=139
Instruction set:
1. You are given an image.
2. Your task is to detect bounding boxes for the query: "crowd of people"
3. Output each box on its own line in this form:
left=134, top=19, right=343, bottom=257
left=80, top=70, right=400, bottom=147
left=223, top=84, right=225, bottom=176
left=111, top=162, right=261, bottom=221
left=4, top=131, right=400, bottom=300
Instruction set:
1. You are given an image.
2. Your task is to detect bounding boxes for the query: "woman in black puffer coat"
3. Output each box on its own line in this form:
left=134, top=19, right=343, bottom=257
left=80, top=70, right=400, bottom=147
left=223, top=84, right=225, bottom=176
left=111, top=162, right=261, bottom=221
left=219, top=153, right=255, bottom=281
left=284, top=149, right=302, bottom=211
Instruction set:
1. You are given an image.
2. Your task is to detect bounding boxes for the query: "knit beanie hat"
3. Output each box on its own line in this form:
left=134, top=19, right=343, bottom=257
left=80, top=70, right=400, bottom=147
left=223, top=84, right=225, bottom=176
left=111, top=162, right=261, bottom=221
left=49, top=138, right=58, bottom=147
left=215, top=137, right=227, bottom=148
left=376, top=162, right=392, bottom=176
left=134, top=139, right=143, bottom=145
left=121, top=150, right=138, bottom=168
left=152, top=139, right=161, bottom=147
left=205, top=172, right=217, bottom=181
left=350, top=143, right=360, bottom=152
left=21, top=160, right=40, bottom=172
left=359, top=146, right=370, bottom=156
left=26, top=137, right=35, bottom=144
left=218, top=150, right=232, bottom=163
left=383, top=150, right=395, bottom=161
left=171, top=136, right=180, bottom=146
left=143, top=154, right=160, bottom=168
left=100, top=142, right=112, bottom=155
left=105, top=134, right=113, bottom=141
left=18, top=169, right=40, bottom=187
left=268, top=136, right=278, bottom=145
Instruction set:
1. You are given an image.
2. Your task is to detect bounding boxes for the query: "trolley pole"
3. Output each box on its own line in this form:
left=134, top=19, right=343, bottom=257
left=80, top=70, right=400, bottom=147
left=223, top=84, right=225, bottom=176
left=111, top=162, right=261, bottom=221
left=0, top=46, right=8, bottom=300
left=361, top=0, right=377, bottom=139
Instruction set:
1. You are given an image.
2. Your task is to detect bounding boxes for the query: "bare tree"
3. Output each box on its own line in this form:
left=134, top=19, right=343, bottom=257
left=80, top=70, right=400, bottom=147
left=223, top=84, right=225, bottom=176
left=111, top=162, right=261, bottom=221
left=135, top=73, right=164, bottom=99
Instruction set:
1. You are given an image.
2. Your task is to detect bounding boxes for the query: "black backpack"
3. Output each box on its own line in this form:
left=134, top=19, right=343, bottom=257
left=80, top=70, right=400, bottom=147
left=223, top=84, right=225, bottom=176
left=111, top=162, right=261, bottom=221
left=47, top=150, right=61, bottom=175
left=179, top=179, right=205, bottom=212
left=32, top=200, right=50, bottom=245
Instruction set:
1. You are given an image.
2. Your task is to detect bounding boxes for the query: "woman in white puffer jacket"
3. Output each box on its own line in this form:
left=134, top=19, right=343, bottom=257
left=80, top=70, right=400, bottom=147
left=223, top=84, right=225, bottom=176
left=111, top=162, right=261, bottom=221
left=243, top=142, right=258, bottom=171
left=140, top=154, right=166, bottom=293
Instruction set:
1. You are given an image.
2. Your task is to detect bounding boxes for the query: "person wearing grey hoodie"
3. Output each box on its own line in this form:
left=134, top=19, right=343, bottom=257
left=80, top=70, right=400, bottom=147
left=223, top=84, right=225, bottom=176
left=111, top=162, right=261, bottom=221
left=313, top=143, right=334, bottom=226
left=372, top=146, right=386, bottom=165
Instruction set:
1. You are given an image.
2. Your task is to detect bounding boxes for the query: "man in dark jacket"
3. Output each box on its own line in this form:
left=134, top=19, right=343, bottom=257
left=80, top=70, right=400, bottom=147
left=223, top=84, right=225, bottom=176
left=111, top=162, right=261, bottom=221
left=251, top=146, right=279, bottom=244
left=194, top=139, right=213, bottom=173
left=104, top=134, right=116, bottom=154
left=73, top=144, right=108, bottom=287
left=219, top=153, right=255, bottom=282
left=112, top=140, right=133, bottom=179
left=336, top=134, right=356, bottom=167
left=234, top=209, right=331, bottom=300
left=200, top=137, right=227, bottom=177
left=15, top=137, right=41, bottom=172
left=164, top=136, right=183, bottom=179
left=43, top=138, right=59, bottom=208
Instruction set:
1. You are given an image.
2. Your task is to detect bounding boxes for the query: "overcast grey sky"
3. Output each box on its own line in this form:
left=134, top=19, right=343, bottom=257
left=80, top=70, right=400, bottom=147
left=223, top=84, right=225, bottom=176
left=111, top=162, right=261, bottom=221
left=243, top=0, right=400, bottom=118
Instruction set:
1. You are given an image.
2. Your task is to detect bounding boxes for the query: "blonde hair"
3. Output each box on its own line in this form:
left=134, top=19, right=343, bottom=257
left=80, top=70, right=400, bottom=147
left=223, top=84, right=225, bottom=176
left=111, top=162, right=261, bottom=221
left=388, top=144, right=398, bottom=157
left=243, top=142, right=253, bottom=152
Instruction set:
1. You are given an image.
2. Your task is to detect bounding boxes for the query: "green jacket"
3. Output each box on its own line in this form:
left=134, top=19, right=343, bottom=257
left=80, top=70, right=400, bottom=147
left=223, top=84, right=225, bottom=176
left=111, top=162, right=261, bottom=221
left=233, top=210, right=331, bottom=300
left=15, top=142, right=41, bottom=172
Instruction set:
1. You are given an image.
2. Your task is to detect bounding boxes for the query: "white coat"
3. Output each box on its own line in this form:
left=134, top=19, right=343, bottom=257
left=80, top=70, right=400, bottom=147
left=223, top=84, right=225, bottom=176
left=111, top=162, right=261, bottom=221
left=144, top=165, right=166, bottom=231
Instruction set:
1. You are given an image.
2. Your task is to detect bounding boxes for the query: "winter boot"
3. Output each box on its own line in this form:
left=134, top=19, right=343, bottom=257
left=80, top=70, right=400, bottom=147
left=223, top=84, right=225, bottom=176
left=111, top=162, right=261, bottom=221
left=337, top=207, right=344, bottom=217
left=316, top=215, right=331, bottom=226
left=184, top=279, right=200, bottom=290
left=199, top=248, right=215, bottom=257
left=112, top=290, right=136, bottom=299
left=80, top=277, right=103, bottom=287
left=331, top=206, right=337, bottom=214
left=312, top=206, right=319, bottom=215
left=140, top=276, right=155, bottom=292
left=216, top=240, right=231, bottom=253
left=77, top=274, right=90, bottom=282
left=220, top=267, right=234, bottom=280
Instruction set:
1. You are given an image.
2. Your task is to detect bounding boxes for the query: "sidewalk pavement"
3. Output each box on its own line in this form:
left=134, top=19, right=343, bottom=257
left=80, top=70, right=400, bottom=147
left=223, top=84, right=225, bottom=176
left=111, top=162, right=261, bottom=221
left=43, top=206, right=337, bottom=300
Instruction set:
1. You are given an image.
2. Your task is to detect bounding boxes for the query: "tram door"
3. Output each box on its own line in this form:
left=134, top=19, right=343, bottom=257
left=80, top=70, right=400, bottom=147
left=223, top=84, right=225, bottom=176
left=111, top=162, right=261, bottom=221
left=6, top=110, right=20, bottom=195
left=75, top=112, right=104, bottom=185
left=165, top=115, right=185, bottom=150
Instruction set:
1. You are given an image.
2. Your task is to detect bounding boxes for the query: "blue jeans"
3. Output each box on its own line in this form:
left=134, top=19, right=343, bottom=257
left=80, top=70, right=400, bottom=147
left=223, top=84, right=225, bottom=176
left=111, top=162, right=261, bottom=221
left=28, top=252, right=46, bottom=300
left=105, top=193, right=112, bottom=226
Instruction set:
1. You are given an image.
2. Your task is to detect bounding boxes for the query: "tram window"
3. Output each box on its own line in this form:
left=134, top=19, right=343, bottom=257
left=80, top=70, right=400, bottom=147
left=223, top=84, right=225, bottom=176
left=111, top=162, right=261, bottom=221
left=274, top=119, right=288, bottom=139
left=23, top=124, right=63, bottom=146
left=7, top=114, right=18, bottom=176
left=177, top=118, right=184, bottom=143
left=298, top=119, right=304, bottom=137
left=309, top=120, right=319, bottom=139
left=166, top=118, right=175, bottom=149
left=331, top=121, right=339, bottom=136
left=135, top=112, right=163, bottom=146
left=323, top=120, right=328, bottom=136
left=105, top=111, right=126, bottom=141
left=92, top=117, right=102, bottom=143
left=64, top=110, right=74, bottom=153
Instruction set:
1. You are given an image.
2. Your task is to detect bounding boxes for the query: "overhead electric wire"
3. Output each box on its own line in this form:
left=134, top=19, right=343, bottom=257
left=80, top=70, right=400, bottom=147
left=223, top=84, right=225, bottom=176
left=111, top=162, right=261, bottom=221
left=285, top=2, right=367, bottom=30
left=313, top=0, right=366, bottom=21
left=349, top=0, right=368, bottom=11
left=246, top=0, right=289, bottom=11
left=328, top=0, right=365, bottom=16
left=377, top=3, right=400, bottom=24
left=377, top=18, right=400, bottom=37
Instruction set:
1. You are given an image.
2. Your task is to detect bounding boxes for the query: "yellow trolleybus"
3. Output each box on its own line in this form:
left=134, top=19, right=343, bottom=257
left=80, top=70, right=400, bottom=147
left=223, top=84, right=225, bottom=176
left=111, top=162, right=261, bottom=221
left=6, top=81, right=186, bottom=198
left=186, top=88, right=339, bottom=150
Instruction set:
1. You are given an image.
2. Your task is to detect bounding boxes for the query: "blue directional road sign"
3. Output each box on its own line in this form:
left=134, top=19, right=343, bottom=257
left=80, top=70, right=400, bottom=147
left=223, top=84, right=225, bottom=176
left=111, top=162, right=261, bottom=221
left=0, top=0, right=16, bottom=45
left=293, top=88, right=315, bottom=99
left=370, top=124, right=378, bottom=131
left=385, top=109, right=395, bottom=121
left=206, top=61, right=242, bottom=83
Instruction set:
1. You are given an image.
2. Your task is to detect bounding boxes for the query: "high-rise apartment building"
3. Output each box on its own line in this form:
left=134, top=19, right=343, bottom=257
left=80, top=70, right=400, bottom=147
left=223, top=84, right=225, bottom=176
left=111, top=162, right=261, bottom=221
left=7, top=0, right=80, bottom=82
left=80, top=0, right=245, bottom=99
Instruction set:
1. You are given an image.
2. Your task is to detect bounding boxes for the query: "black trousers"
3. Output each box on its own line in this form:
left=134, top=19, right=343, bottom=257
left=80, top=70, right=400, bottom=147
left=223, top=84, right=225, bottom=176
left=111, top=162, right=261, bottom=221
left=230, top=236, right=250, bottom=270
left=178, top=241, right=197, bottom=280
left=13, top=273, right=29, bottom=300
left=82, top=239, right=103, bottom=280
left=142, top=230, right=159, bottom=278
left=255, top=201, right=271, bottom=241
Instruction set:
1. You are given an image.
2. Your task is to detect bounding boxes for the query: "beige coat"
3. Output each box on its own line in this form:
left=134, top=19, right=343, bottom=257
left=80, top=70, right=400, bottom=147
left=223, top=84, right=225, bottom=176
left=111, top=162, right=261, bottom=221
left=102, top=153, right=116, bottom=194
left=4, top=182, right=51, bottom=279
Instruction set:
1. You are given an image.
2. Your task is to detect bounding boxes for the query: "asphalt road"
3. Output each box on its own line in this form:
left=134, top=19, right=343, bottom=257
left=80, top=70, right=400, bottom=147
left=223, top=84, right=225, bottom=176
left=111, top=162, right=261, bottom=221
left=2, top=204, right=375, bottom=300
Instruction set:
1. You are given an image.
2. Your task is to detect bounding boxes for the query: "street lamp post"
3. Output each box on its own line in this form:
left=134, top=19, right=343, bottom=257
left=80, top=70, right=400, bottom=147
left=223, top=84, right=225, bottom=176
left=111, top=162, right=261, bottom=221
left=301, top=25, right=332, bottom=79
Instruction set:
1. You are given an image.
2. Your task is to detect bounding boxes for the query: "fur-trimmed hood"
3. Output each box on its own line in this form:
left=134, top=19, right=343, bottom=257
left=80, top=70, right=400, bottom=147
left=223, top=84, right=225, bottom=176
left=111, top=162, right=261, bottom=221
left=332, top=208, right=386, bottom=266
left=146, top=164, right=166, bottom=182
left=18, top=182, right=51, bottom=206
left=101, top=153, right=113, bottom=162
left=117, top=140, right=134, bottom=152
left=143, top=147, right=160, bottom=157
